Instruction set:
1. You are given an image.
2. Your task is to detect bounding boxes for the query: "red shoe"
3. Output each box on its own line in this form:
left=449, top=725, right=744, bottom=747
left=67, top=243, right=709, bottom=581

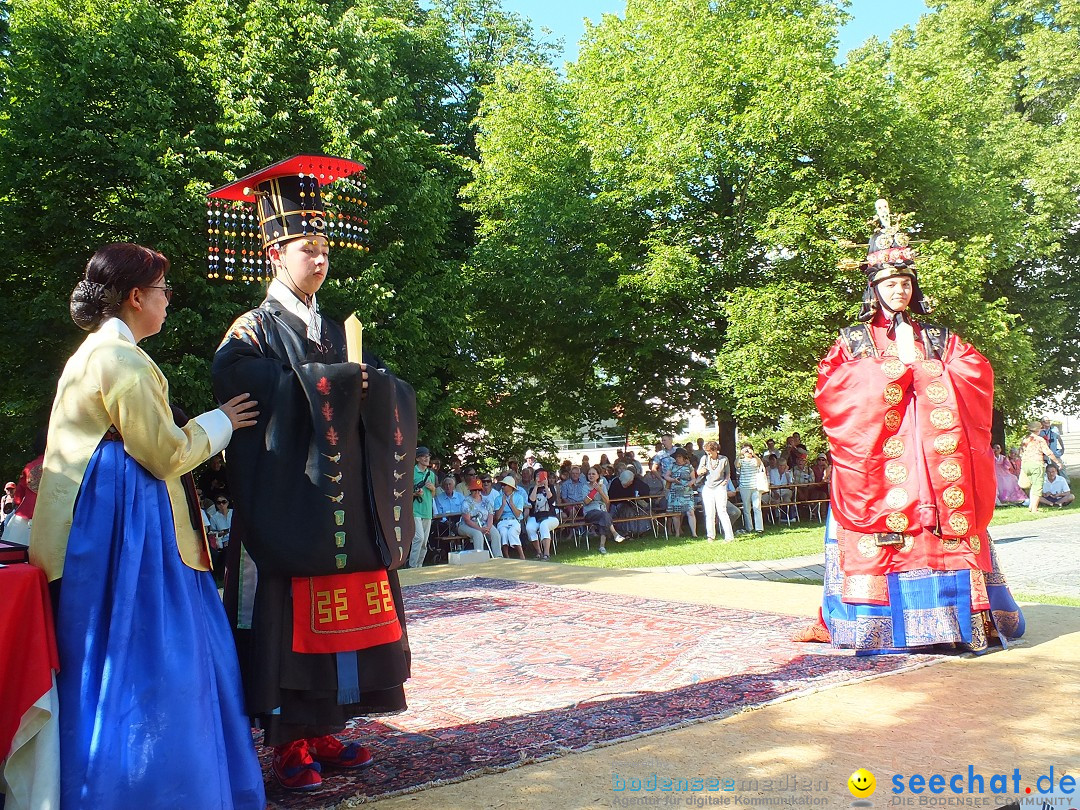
left=272, top=739, right=323, bottom=791
left=306, top=734, right=375, bottom=769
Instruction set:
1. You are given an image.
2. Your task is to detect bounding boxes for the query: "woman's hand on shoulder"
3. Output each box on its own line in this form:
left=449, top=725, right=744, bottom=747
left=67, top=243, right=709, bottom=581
left=220, top=393, right=259, bottom=430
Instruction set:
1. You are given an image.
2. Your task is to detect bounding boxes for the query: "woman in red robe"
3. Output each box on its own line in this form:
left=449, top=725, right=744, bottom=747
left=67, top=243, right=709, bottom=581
left=799, top=200, right=1024, bottom=654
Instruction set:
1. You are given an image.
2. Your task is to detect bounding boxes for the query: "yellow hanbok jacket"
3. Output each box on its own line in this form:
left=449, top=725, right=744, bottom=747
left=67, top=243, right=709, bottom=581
left=30, top=318, right=231, bottom=581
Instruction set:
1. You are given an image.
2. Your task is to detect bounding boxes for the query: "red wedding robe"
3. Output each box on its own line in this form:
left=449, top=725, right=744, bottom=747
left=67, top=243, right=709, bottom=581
left=814, top=315, right=997, bottom=598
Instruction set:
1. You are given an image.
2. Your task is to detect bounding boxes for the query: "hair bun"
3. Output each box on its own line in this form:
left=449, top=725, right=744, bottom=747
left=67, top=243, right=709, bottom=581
left=70, top=279, right=121, bottom=331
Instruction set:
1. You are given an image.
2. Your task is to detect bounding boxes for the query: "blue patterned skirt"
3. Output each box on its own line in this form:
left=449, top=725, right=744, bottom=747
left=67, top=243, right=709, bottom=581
left=821, top=510, right=1025, bottom=655
left=55, top=440, right=265, bottom=809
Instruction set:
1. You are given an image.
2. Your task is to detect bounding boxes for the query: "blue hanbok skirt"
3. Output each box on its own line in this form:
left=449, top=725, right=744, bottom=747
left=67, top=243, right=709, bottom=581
left=55, top=440, right=265, bottom=809
left=821, top=510, right=1024, bottom=655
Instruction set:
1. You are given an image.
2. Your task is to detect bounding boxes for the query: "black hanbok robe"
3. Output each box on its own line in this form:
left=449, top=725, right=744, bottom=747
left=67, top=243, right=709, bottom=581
left=213, top=296, right=415, bottom=745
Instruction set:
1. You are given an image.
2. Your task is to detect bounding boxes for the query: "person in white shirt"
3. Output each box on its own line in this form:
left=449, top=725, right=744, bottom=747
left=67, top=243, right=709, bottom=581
left=459, top=480, right=501, bottom=556
left=1039, top=466, right=1074, bottom=508
left=206, top=494, right=233, bottom=570
left=769, top=461, right=794, bottom=502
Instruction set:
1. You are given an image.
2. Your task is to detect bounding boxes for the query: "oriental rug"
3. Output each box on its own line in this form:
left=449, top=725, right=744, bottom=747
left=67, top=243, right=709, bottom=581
left=265, top=577, right=944, bottom=808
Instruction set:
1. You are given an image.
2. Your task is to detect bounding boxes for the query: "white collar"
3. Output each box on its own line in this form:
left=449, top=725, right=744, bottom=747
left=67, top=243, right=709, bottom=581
left=268, top=278, right=321, bottom=343
left=99, top=317, right=136, bottom=344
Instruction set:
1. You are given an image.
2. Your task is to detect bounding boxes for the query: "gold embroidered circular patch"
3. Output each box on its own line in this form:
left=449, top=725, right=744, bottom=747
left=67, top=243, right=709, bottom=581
left=949, top=513, right=969, bottom=535
left=942, top=486, right=965, bottom=509
left=884, top=409, right=902, bottom=431
left=881, top=358, right=905, bottom=380
left=886, top=487, right=908, bottom=509
left=885, top=511, right=910, bottom=532
left=969, top=535, right=981, bottom=553
left=930, top=408, right=954, bottom=429
left=939, top=459, right=962, bottom=482
left=934, top=434, right=959, bottom=455
left=900, top=533, right=915, bottom=553
left=883, top=436, right=905, bottom=458
left=884, top=383, right=904, bottom=406
left=942, top=538, right=961, bottom=551
left=925, top=381, right=948, bottom=404
left=858, top=535, right=878, bottom=558
left=921, top=359, right=944, bottom=377
left=885, top=461, right=908, bottom=484
left=884, top=343, right=898, bottom=357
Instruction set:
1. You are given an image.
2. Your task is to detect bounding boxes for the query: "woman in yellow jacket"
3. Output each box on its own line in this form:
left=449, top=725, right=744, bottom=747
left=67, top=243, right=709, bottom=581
left=30, top=243, right=264, bottom=809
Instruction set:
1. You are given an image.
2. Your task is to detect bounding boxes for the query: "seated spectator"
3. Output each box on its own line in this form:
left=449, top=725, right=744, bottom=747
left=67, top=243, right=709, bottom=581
left=455, top=466, right=477, bottom=497
left=433, top=476, right=467, bottom=539
left=625, top=450, right=643, bottom=475
left=525, top=469, right=559, bottom=559
left=762, top=438, right=780, bottom=463
left=1039, top=466, right=1074, bottom=508
left=206, top=495, right=232, bottom=571
left=519, top=466, right=535, bottom=490
left=641, top=467, right=666, bottom=509
left=493, top=475, right=527, bottom=558
left=459, top=480, right=501, bottom=557
left=1007, top=447, right=1022, bottom=477
left=808, top=454, right=830, bottom=502
left=523, top=451, right=541, bottom=471
left=3, top=430, right=46, bottom=547
left=579, top=466, right=626, bottom=554
left=479, top=474, right=498, bottom=512
left=768, top=460, right=794, bottom=506
left=556, top=467, right=571, bottom=490
left=768, top=460, right=794, bottom=522
left=558, top=465, right=590, bottom=524
left=607, top=468, right=652, bottom=537
left=198, top=453, right=229, bottom=502
left=790, top=451, right=814, bottom=509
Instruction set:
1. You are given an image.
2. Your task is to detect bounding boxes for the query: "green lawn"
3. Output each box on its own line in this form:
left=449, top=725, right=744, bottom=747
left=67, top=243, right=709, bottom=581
left=553, top=523, right=823, bottom=568
left=1012, top=592, right=1080, bottom=608
left=988, top=503, right=1075, bottom=527
left=552, top=502, right=1075, bottom=569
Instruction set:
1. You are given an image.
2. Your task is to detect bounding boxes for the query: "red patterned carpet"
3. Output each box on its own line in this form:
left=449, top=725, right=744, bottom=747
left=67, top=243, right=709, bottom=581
left=266, top=577, right=943, bottom=808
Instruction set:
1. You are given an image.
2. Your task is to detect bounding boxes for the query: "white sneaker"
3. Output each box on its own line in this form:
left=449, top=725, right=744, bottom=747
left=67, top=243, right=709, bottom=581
left=613, top=533, right=626, bottom=543
left=598, top=546, right=607, bottom=554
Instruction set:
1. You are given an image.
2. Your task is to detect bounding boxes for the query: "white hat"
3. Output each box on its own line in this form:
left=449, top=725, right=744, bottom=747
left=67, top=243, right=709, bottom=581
left=499, top=475, right=518, bottom=490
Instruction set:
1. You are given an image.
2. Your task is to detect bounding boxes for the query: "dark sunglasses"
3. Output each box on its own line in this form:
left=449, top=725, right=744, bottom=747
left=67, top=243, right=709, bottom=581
left=215, top=499, right=227, bottom=505
left=145, top=284, right=173, bottom=303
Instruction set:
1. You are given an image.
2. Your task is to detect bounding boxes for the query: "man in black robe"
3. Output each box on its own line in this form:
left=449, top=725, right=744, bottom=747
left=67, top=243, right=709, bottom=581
left=210, top=155, right=415, bottom=792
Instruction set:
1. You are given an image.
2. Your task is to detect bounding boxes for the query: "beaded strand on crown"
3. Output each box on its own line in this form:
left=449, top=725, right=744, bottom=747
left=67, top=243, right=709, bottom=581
left=206, top=154, right=371, bottom=282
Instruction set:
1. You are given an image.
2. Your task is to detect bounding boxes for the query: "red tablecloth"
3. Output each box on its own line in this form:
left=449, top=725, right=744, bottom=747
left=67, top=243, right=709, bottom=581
left=1, top=563, right=60, bottom=809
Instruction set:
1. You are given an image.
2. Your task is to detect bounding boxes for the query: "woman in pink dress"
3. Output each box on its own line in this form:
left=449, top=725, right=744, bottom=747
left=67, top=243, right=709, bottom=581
left=993, top=444, right=1026, bottom=504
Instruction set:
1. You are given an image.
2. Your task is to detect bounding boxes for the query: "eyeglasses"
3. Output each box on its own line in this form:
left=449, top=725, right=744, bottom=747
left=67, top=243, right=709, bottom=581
left=144, top=284, right=173, bottom=303
left=215, top=500, right=227, bottom=505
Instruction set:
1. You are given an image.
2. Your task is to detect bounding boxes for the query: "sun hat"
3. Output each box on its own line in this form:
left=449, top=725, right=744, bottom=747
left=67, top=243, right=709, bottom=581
left=499, top=475, right=518, bottom=490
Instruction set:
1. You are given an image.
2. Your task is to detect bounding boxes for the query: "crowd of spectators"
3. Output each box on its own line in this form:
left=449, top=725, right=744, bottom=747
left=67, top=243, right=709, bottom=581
left=406, top=431, right=837, bottom=565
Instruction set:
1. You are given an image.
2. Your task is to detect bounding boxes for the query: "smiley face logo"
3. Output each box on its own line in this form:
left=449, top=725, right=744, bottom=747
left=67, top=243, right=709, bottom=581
left=848, top=768, right=876, bottom=798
